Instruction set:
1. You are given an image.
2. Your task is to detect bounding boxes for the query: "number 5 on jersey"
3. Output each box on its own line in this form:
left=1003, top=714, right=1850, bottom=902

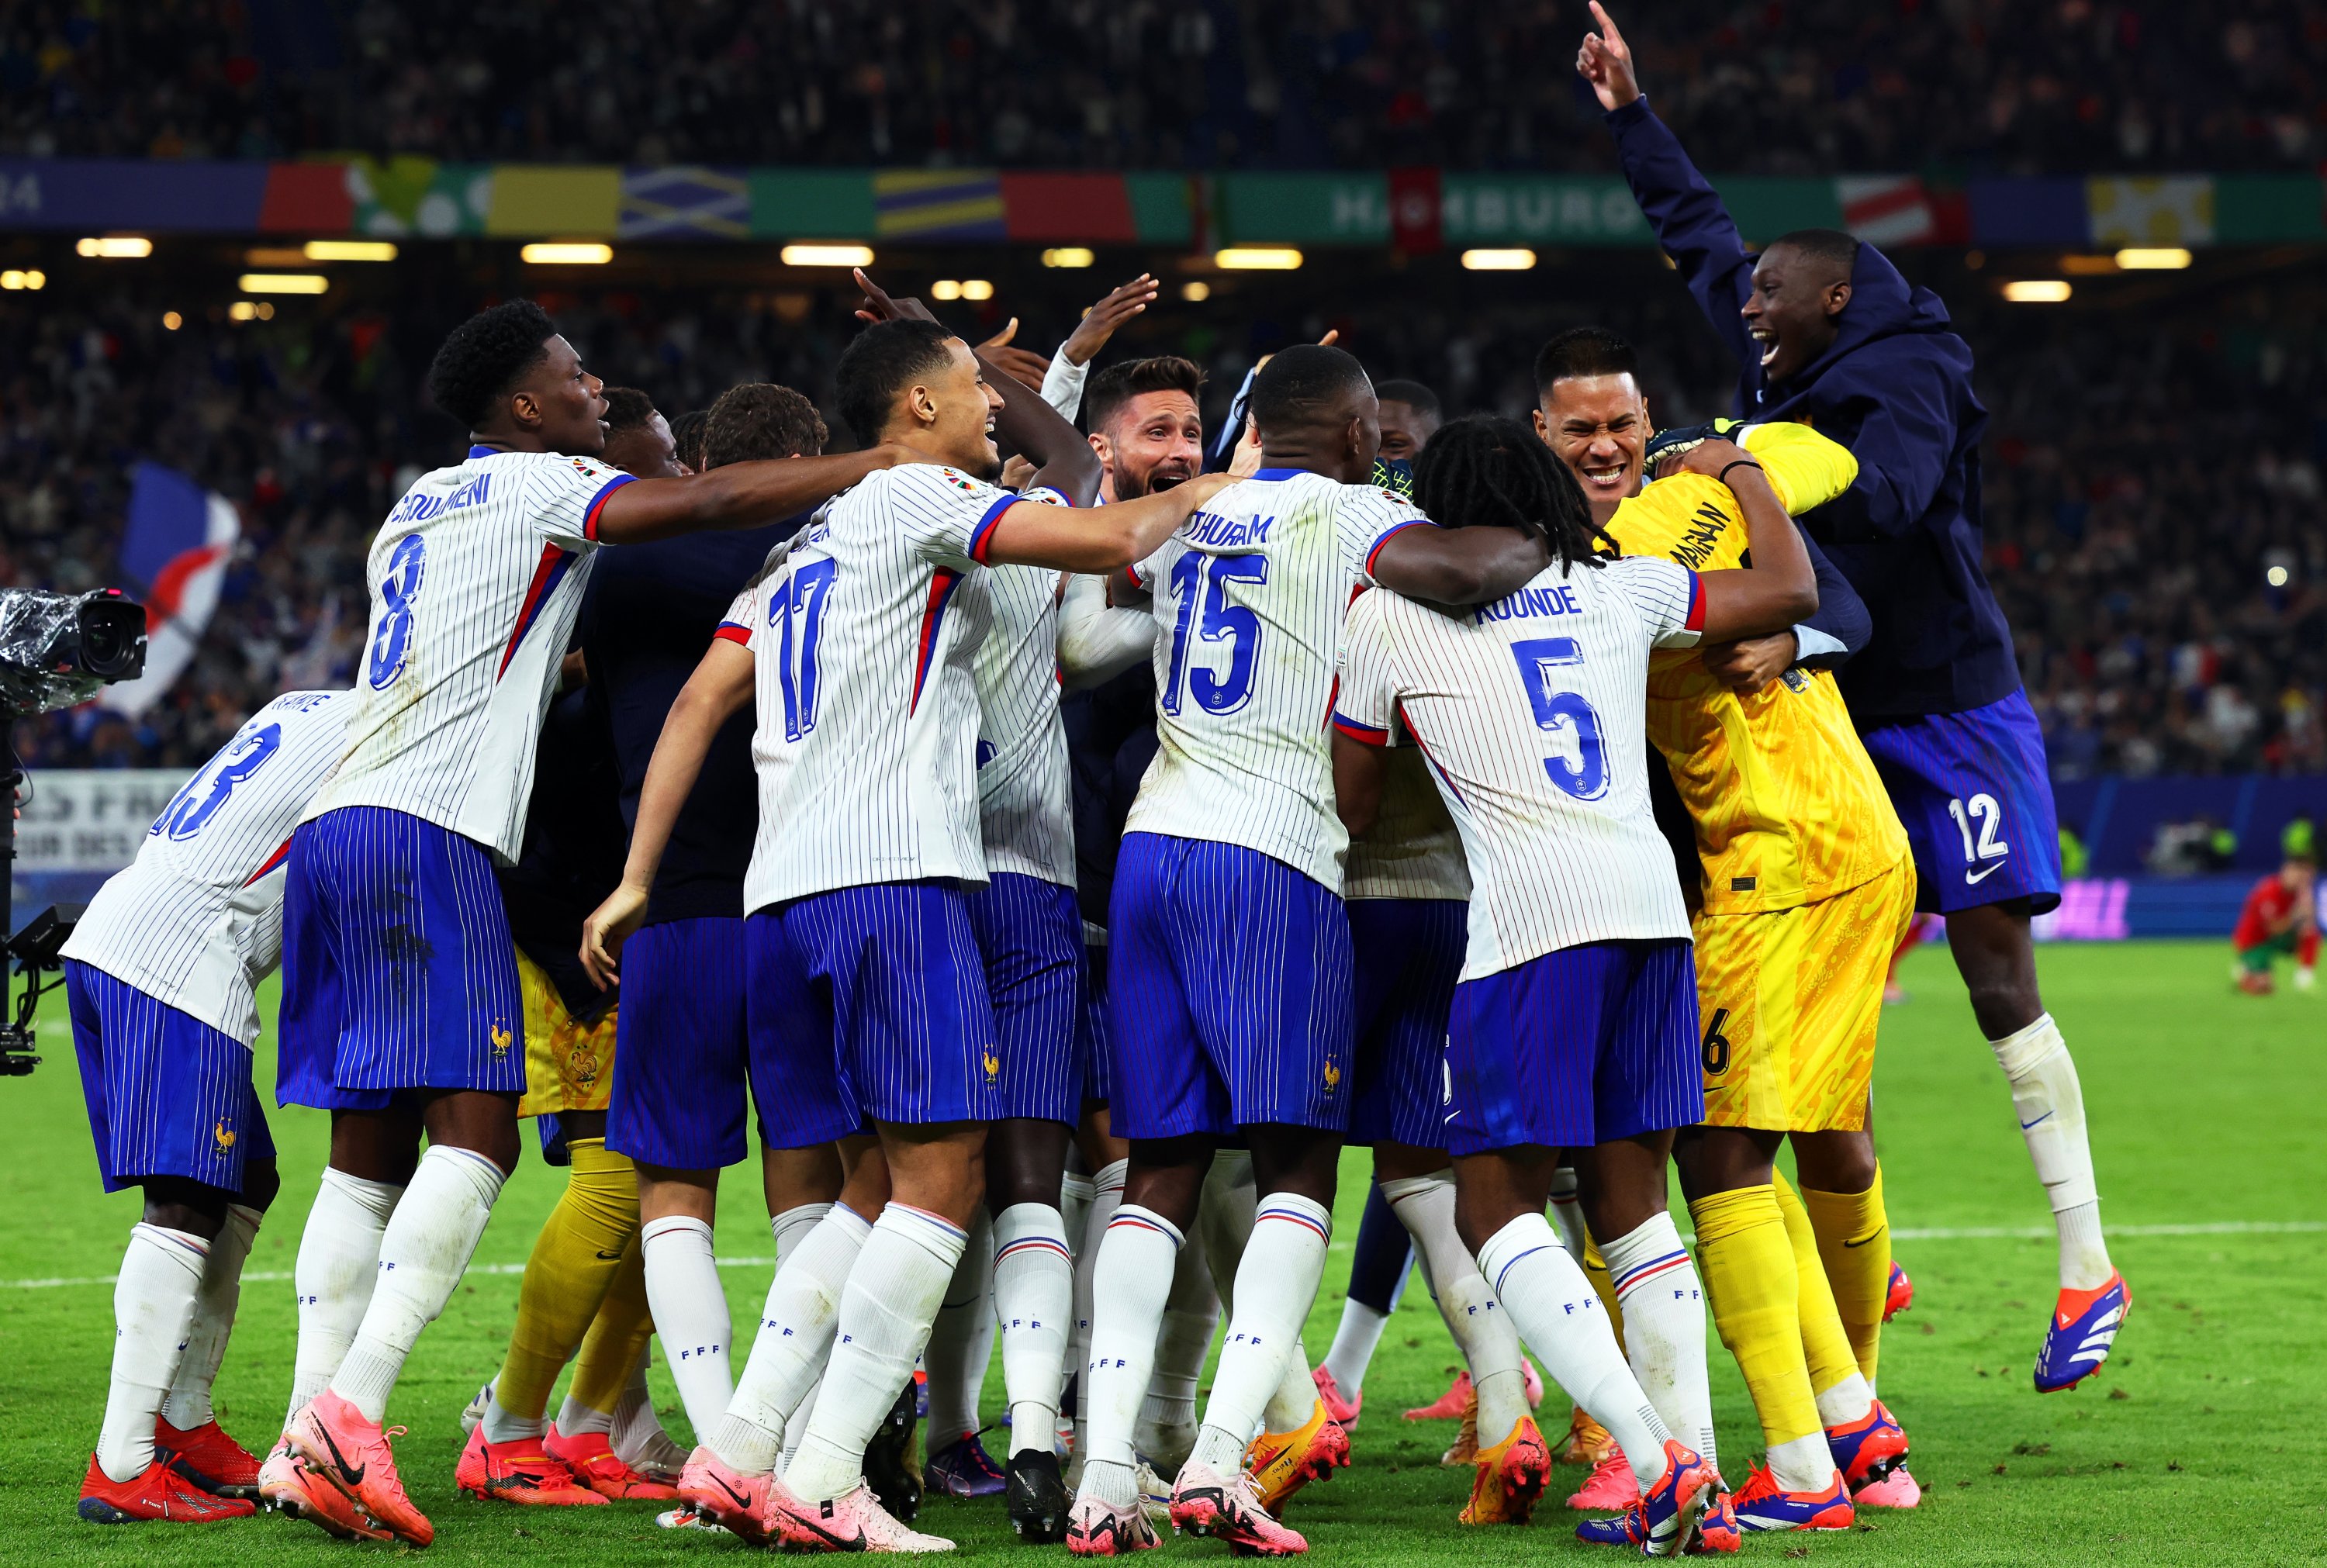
left=1509, top=637, right=1609, bottom=800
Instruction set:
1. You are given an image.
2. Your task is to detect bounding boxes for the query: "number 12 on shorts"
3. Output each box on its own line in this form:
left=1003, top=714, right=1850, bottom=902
left=1948, top=792, right=2010, bottom=878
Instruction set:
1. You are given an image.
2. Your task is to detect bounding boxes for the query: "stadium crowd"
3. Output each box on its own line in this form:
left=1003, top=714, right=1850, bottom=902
left=5, top=270, right=2322, bottom=780
left=6, top=0, right=2324, bottom=174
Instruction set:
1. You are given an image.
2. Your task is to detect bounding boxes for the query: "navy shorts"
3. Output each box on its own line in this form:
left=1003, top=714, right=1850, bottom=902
left=1858, top=689, right=2062, bottom=916
left=749, top=879, right=1001, bottom=1139
left=965, top=872, right=1086, bottom=1127
left=1444, top=938, right=1702, bottom=1157
left=69, top=962, right=277, bottom=1195
left=1105, top=833, right=1354, bottom=1141
left=607, top=917, right=767, bottom=1170
left=1347, top=898, right=1466, bottom=1149
left=277, top=806, right=525, bottom=1110
left=1081, top=938, right=1112, bottom=1106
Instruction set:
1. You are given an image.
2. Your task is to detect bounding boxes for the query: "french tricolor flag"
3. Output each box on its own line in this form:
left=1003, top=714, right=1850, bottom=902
left=97, top=461, right=240, bottom=717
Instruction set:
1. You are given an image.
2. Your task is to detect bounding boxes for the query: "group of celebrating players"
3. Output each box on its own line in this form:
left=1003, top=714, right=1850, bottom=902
left=61, top=7, right=2132, bottom=1557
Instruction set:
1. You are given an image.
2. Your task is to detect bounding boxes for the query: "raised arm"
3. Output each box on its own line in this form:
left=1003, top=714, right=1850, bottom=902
left=578, top=637, right=753, bottom=986
left=1371, top=522, right=1553, bottom=606
left=1581, top=2, right=1759, bottom=378
left=982, top=471, right=1234, bottom=574
left=1672, top=437, right=1818, bottom=641
left=592, top=449, right=897, bottom=544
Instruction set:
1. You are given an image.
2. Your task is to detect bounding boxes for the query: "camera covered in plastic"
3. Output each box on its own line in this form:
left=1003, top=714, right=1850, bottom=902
left=0, top=588, right=147, bottom=717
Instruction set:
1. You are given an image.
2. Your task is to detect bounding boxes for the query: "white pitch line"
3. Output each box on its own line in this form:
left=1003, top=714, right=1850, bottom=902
left=8, top=1222, right=2318, bottom=1292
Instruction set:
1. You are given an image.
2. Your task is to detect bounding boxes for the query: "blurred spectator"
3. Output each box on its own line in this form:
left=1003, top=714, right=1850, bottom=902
left=5, top=2, right=2324, bottom=174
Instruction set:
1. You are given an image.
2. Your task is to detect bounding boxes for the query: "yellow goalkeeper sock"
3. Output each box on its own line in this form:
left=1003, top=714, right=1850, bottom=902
left=1773, top=1171, right=1864, bottom=1413
left=491, top=1139, right=638, bottom=1428
left=1798, top=1166, right=1890, bottom=1386
left=1686, top=1185, right=1821, bottom=1450
left=1580, top=1234, right=1627, bottom=1352
left=568, top=1234, right=654, bottom=1419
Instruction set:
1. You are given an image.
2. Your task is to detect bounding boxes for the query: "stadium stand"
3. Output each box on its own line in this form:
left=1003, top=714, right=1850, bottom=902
left=5, top=1, right=2324, bottom=174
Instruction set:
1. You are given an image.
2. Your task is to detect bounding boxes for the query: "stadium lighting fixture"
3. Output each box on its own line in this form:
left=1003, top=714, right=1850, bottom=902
left=931, top=279, right=964, bottom=301
left=0, top=269, right=44, bottom=290
left=1042, top=247, right=1095, bottom=269
left=2002, top=280, right=2071, bottom=302
left=780, top=243, right=875, bottom=268
left=306, top=240, right=399, bottom=262
left=75, top=236, right=152, bottom=258
left=2059, top=254, right=2120, bottom=276
left=2267, top=565, right=2291, bottom=587
left=520, top=243, right=614, bottom=264
left=237, top=273, right=330, bottom=295
left=960, top=279, right=994, bottom=301
left=244, top=247, right=309, bottom=268
left=1461, top=248, right=1537, bottom=271
left=1181, top=280, right=1212, bottom=302
left=1214, top=247, right=1302, bottom=271
left=227, top=300, right=275, bottom=321
left=162, top=311, right=182, bottom=330
left=2114, top=247, right=2192, bottom=271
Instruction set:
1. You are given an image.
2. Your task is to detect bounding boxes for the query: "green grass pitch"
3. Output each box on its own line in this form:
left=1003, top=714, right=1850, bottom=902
left=4, top=940, right=2322, bottom=1564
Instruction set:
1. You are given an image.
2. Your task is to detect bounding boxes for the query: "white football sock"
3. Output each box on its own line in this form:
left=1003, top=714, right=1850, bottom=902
left=1195, top=1152, right=1257, bottom=1318
left=1320, top=1298, right=1389, bottom=1396
left=1080, top=1204, right=1183, bottom=1509
left=1768, top=1431, right=1838, bottom=1492
left=610, top=1348, right=688, bottom=1475
left=330, top=1145, right=505, bottom=1423
left=784, top=1204, right=966, bottom=1505
left=769, top=1201, right=831, bottom=1467
left=1385, top=1170, right=1529, bottom=1447
left=1186, top=1194, right=1330, bottom=1474
left=925, top=1207, right=995, bottom=1449
left=713, top=1202, right=872, bottom=1473
left=1988, top=1013, right=2114, bottom=1290
left=1135, top=1237, right=1218, bottom=1466
left=98, top=1224, right=209, bottom=1481
left=1479, top=1212, right=1673, bottom=1493
left=1814, top=1369, right=1875, bottom=1431
left=1060, top=1171, right=1096, bottom=1255
left=1603, top=1212, right=1717, bottom=1474
left=1547, top=1166, right=1590, bottom=1259
left=557, top=1389, right=613, bottom=1437
left=287, top=1166, right=401, bottom=1425
left=1067, top=1159, right=1125, bottom=1455
left=641, top=1214, right=734, bottom=1443
left=1262, top=1336, right=1319, bottom=1432
left=994, top=1203, right=1073, bottom=1459
left=161, top=1202, right=261, bottom=1432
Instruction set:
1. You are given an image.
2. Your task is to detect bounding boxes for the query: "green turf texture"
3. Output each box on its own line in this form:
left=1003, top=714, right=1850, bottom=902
left=5, top=940, right=2321, bottom=1564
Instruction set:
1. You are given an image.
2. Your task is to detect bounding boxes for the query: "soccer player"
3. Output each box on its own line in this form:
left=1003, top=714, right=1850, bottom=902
left=1536, top=328, right=1920, bottom=1527
left=1067, top=345, right=1555, bottom=1558
left=64, top=689, right=350, bottom=1525
left=2231, top=844, right=2318, bottom=995
left=1373, top=378, right=1442, bottom=465
left=1333, top=414, right=1822, bottom=1552
left=1581, top=0, right=2129, bottom=1390
left=455, top=386, right=707, bottom=1510
left=264, top=300, right=907, bottom=1546
left=580, top=302, right=1234, bottom=1553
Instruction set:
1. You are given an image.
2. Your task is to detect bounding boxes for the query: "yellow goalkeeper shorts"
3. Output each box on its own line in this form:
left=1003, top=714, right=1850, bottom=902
left=515, top=947, right=617, bottom=1118
left=1691, top=855, right=1914, bottom=1132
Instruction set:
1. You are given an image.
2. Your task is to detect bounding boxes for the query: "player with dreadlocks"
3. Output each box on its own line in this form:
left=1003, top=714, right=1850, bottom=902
left=1332, top=414, right=1820, bottom=1552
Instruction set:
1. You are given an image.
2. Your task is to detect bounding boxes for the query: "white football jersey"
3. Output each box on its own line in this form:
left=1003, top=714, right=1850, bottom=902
left=1344, top=741, right=1472, bottom=903
left=1333, top=555, right=1705, bottom=979
left=306, top=446, right=633, bottom=862
left=722, top=461, right=1029, bottom=910
left=1123, top=467, right=1428, bottom=892
left=64, top=689, right=352, bottom=1045
left=974, top=547, right=1076, bottom=886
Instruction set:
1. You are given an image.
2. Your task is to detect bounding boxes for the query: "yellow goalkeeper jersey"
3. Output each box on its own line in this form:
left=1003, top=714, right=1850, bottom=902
left=1606, top=423, right=1907, bottom=915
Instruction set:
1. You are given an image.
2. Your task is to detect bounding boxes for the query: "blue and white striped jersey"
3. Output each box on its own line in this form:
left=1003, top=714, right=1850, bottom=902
left=721, top=461, right=1028, bottom=910
left=306, top=447, right=633, bottom=862
left=1334, top=555, right=1706, bottom=979
left=1123, top=468, right=1428, bottom=893
left=973, top=556, right=1077, bottom=887
left=64, top=689, right=353, bottom=1044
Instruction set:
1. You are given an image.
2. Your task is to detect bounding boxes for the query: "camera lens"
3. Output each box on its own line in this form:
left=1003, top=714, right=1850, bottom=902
left=77, top=597, right=147, bottom=680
